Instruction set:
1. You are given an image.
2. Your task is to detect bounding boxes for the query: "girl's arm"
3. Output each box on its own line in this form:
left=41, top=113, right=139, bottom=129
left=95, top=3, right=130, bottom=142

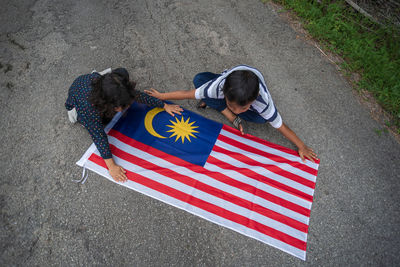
left=134, top=91, right=183, bottom=116
left=144, top=88, right=196, bottom=100
left=80, top=112, right=128, bottom=182
left=104, top=158, right=127, bottom=182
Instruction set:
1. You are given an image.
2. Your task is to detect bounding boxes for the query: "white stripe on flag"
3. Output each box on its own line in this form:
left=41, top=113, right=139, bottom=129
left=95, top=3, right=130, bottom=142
left=209, top=150, right=315, bottom=197
left=215, top=139, right=317, bottom=182
left=203, top=162, right=311, bottom=224
left=220, top=129, right=319, bottom=171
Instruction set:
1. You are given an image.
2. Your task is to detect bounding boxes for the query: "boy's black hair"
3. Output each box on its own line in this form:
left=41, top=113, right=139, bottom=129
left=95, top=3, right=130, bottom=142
left=90, top=68, right=136, bottom=120
left=223, top=70, right=259, bottom=106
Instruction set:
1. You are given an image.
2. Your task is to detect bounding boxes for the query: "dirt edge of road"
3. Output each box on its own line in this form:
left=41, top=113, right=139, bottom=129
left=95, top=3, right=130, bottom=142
left=267, top=1, right=400, bottom=144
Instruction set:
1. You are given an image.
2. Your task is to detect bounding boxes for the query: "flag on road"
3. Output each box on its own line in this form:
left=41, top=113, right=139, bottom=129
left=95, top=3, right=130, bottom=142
left=77, top=102, right=319, bottom=260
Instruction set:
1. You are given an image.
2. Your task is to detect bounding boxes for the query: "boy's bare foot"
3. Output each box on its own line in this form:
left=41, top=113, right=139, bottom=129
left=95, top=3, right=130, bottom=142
left=197, top=100, right=207, bottom=109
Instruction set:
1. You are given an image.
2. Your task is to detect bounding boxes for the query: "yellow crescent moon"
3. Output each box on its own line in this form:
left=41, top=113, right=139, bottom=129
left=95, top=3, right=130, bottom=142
left=144, top=107, right=167, bottom=139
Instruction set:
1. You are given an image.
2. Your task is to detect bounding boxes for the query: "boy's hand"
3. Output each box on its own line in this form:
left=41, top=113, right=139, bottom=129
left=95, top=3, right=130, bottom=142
left=164, top=103, right=183, bottom=116
left=298, top=146, right=318, bottom=163
left=144, top=88, right=164, bottom=100
left=238, top=123, right=244, bottom=135
left=233, top=116, right=245, bottom=135
left=221, top=108, right=245, bottom=135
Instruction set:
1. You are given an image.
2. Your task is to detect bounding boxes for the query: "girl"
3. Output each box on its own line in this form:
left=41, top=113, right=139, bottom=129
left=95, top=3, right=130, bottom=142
left=66, top=68, right=182, bottom=182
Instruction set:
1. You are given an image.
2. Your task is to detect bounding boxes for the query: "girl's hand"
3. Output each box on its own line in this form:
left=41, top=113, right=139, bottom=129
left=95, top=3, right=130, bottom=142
left=108, top=163, right=128, bottom=182
left=144, top=88, right=164, bottom=100
left=298, top=146, right=318, bottom=163
left=164, top=103, right=183, bottom=117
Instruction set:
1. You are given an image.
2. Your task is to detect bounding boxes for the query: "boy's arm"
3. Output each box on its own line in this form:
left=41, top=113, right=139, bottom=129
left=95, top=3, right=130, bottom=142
left=221, top=108, right=244, bottom=135
left=144, top=88, right=196, bottom=100
left=277, top=123, right=318, bottom=163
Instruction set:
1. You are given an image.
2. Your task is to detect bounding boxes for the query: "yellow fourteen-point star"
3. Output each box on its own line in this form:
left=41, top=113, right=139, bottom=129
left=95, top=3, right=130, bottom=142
left=166, top=116, right=199, bottom=143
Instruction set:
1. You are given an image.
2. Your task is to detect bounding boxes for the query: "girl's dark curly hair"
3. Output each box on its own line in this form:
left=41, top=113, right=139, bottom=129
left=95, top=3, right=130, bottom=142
left=90, top=68, right=137, bottom=120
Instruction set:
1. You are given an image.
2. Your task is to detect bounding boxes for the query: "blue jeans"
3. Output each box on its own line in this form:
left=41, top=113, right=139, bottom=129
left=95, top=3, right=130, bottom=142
left=193, top=72, right=266, bottom=123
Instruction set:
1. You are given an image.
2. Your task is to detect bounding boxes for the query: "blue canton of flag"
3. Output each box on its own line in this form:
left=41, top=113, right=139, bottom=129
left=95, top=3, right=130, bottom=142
left=112, top=102, right=223, bottom=166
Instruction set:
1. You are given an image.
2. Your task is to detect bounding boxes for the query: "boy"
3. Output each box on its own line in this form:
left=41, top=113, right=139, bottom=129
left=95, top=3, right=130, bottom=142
left=145, top=65, right=317, bottom=162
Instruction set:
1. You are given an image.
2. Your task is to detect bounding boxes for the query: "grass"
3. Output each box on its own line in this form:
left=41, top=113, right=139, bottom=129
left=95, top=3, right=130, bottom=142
left=267, top=0, right=400, bottom=131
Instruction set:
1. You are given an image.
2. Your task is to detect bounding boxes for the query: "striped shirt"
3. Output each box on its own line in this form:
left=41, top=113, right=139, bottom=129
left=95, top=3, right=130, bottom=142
left=194, top=65, right=282, bottom=128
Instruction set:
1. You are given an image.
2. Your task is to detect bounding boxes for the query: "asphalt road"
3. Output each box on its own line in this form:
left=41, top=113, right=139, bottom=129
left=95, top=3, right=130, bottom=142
left=1, top=0, right=399, bottom=266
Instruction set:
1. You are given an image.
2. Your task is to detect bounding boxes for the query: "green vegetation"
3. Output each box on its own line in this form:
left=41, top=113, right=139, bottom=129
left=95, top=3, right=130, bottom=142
left=269, top=0, right=400, bottom=130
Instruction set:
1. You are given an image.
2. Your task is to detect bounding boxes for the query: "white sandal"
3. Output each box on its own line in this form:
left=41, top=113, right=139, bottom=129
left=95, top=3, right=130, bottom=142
left=67, top=108, right=78, bottom=123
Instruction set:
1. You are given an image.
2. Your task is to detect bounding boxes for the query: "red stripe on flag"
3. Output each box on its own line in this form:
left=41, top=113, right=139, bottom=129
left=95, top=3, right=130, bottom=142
left=212, top=145, right=316, bottom=189
left=222, top=125, right=301, bottom=157
left=109, top=129, right=311, bottom=217
left=207, top=156, right=313, bottom=202
left=109, top=143, right=309, bottom=233
left=88, top=153, right=307, bottom=251
left=217, top=132, right=318, bottom=176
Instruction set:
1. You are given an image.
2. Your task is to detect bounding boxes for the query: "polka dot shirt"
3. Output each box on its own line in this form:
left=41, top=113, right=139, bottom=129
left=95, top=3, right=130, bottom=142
left=65, top=72, right=164, bottom=159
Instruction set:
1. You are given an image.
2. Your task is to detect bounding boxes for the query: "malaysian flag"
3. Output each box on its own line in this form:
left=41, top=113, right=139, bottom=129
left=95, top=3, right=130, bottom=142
left=77, top=102, right=319, bottom=260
